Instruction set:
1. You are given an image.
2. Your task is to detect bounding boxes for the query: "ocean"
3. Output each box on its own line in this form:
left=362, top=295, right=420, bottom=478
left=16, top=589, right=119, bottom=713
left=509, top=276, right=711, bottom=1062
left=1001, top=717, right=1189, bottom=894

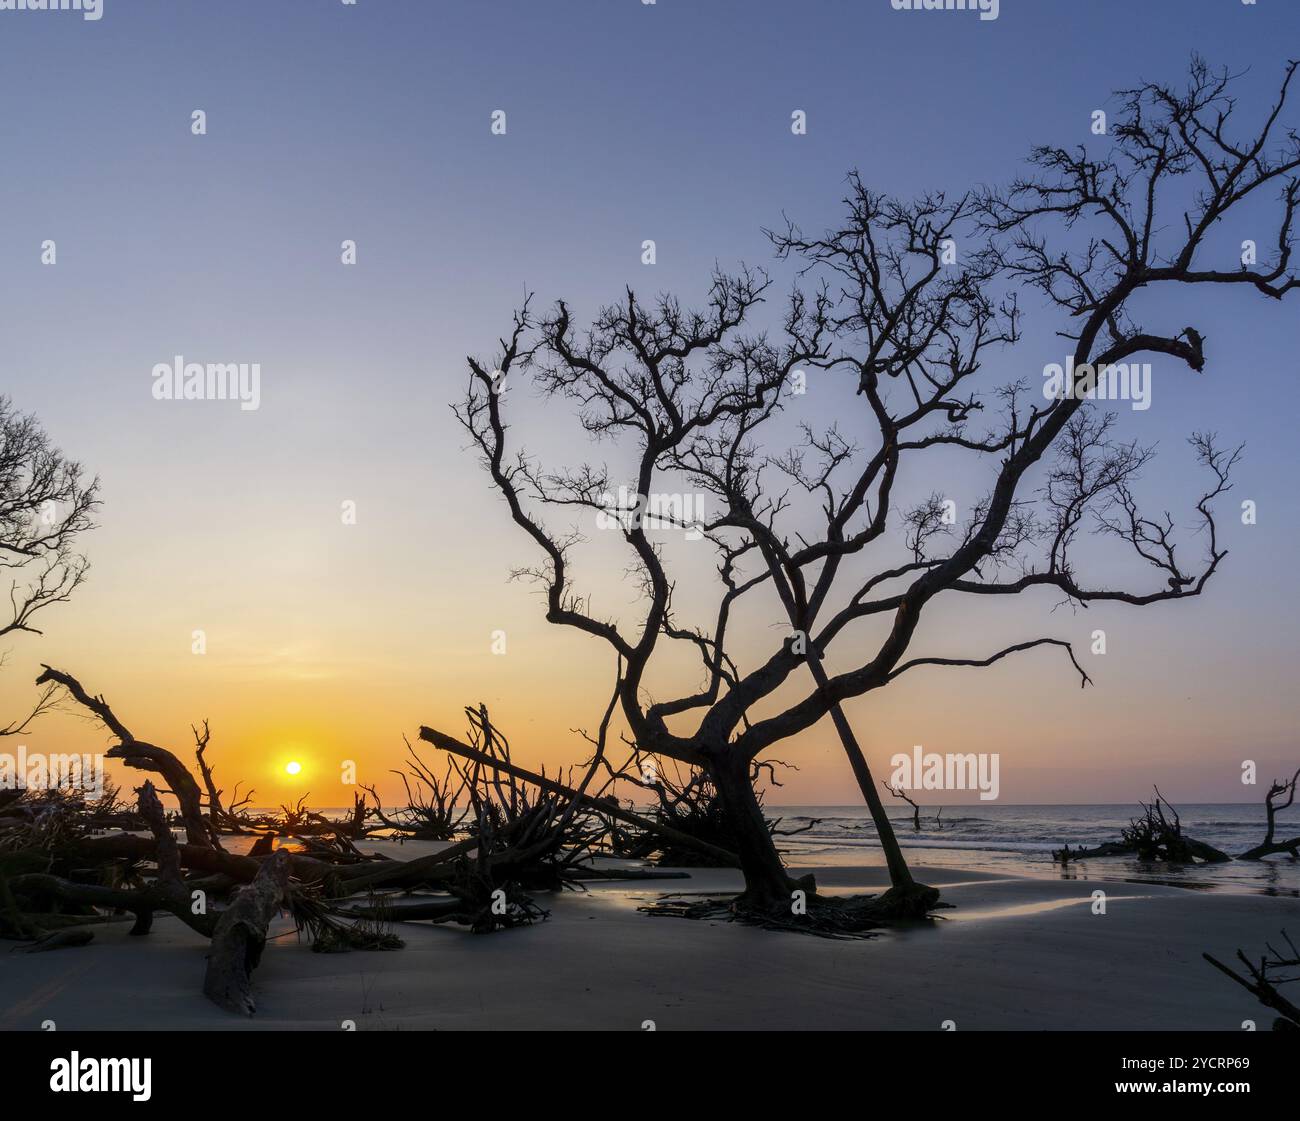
left=768, top=803, right=1300, bottom=896
left=259, top=800, right=1300, bottom=896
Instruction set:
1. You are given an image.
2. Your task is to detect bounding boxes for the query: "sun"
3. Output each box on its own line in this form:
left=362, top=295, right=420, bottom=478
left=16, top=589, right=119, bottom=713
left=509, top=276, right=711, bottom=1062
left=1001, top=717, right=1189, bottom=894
left=285, top=761, right=302, bottom=776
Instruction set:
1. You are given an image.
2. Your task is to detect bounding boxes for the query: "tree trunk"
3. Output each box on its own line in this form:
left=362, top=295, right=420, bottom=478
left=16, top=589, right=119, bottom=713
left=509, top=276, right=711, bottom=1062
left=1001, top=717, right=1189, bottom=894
left=203, top=849, right=291, bottom=1015
left=803, top=653, right=915, bottom=890
left=707, top=751, right=798, bottom=909
left=33, top=666, right=217, bottom=849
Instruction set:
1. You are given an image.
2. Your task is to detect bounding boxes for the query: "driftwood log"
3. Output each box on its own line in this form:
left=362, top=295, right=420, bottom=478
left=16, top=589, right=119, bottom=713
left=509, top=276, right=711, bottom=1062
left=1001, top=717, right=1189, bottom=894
left=8, top=781, right=293, bottom=1015
left=6, top=686, right=688, bottom=1010
left=1053, top=841, right=1134, bottom=863
left=202, top=849, right=291, bottom=1015
left=11, top=782, right=219, bottom=938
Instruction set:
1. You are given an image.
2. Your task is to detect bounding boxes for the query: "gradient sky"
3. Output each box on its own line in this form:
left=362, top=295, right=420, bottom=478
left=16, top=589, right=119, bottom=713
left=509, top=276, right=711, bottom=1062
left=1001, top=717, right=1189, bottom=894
left=0, top=0, right=1298, bottom=807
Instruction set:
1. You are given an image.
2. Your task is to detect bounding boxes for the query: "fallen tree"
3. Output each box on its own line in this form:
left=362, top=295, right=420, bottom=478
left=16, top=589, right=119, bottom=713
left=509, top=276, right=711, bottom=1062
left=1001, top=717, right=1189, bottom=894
left=202, top=849, right=292, bottom=1014
left=1054, top=789, right=1230, bottom=864
left=1122, top=790, right=1231, bottom=863
left=418, top=723, right=741, bottom=868
left=6, top=780, right=299, bottom=1015
left=0, top=678, right=649, bottom=1010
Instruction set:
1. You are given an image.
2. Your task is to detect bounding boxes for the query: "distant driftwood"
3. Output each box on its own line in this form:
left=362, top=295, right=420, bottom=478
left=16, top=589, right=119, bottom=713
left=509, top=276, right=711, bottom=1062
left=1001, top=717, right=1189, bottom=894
left=1053, top=841, right=1136, bottom=863
left=1056, top=775, right=1299, bottom=866
left=1054, top=788, right=1230, bottom=865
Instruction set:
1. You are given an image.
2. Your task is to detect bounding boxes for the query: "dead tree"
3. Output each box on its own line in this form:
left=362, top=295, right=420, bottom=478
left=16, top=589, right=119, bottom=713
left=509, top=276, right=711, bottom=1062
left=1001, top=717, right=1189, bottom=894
left=192, top=720, right=255, bottom=834
left=35, top=666, right=217, bottom=848
left=587, top=745, right=809, bottom=867
left=0, top=398, right=98, bottom=738
left=0, top=780, right=139, bottom=848
left=339, top=791, right=369, bottom=839
left=407, top=698, right=626, bottom=925
left=6, top=778, right=297, bottom=1014
left=1239, top=768, right=1300, bottom=860
left=277, top=795, right=310, bottom=833
left=202, top=850, right=291, bottom=1015
left=458, top=58, right=1300, bottom=922
left=420, top=723, right=739, bottom=868
left=883, top=782, right=922, bottom=832
left=360, top=738, right=468, bottom=841
left=1057, top=787, right=1231, bottom=863
left=1205, top=930, right=1300, bottom=1031
left=1122, top=788, right=1231, bottom=863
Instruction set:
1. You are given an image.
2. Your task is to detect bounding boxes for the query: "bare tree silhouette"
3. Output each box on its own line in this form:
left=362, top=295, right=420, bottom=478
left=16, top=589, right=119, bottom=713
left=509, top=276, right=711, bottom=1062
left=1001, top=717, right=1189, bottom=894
left=0, top=397, right=98, bottom=737
left=1239, top=767, right=1300, bottom=860
left=459, top=58, right=1300, bottom=921
left=883, top=781, right=923, bottom=832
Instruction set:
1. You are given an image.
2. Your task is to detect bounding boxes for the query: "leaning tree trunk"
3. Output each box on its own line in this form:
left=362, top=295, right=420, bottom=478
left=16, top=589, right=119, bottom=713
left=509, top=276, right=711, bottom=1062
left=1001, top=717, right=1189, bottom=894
left=804, top=653, right=938, bottom=916
left=803, top=655, right=912, bottom=883
left=706, top=750, right=799, bottom=910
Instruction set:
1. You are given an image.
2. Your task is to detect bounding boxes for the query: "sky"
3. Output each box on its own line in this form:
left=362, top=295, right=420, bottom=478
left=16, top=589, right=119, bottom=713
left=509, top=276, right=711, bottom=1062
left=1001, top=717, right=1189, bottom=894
left=0, top=0, right=1298, bottom=808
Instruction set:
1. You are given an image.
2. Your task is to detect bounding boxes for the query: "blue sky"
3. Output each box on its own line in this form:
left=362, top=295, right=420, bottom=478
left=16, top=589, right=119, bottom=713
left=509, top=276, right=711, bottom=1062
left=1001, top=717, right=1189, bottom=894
left=0, top=0, right=1298, bottom=803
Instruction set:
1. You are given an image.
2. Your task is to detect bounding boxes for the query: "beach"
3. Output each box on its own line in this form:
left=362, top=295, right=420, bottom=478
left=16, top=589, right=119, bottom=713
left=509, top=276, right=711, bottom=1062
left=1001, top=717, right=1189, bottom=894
left=3, top=838, right=1295, bottom=1031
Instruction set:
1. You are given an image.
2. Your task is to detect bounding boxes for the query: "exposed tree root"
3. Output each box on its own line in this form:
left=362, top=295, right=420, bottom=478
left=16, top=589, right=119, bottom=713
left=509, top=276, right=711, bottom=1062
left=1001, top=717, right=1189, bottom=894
left=1054, top=789, right=1231, bottom=865
left=865, top=881, right=944, bottom=919
left=639, top=884, right=942, bottom=938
